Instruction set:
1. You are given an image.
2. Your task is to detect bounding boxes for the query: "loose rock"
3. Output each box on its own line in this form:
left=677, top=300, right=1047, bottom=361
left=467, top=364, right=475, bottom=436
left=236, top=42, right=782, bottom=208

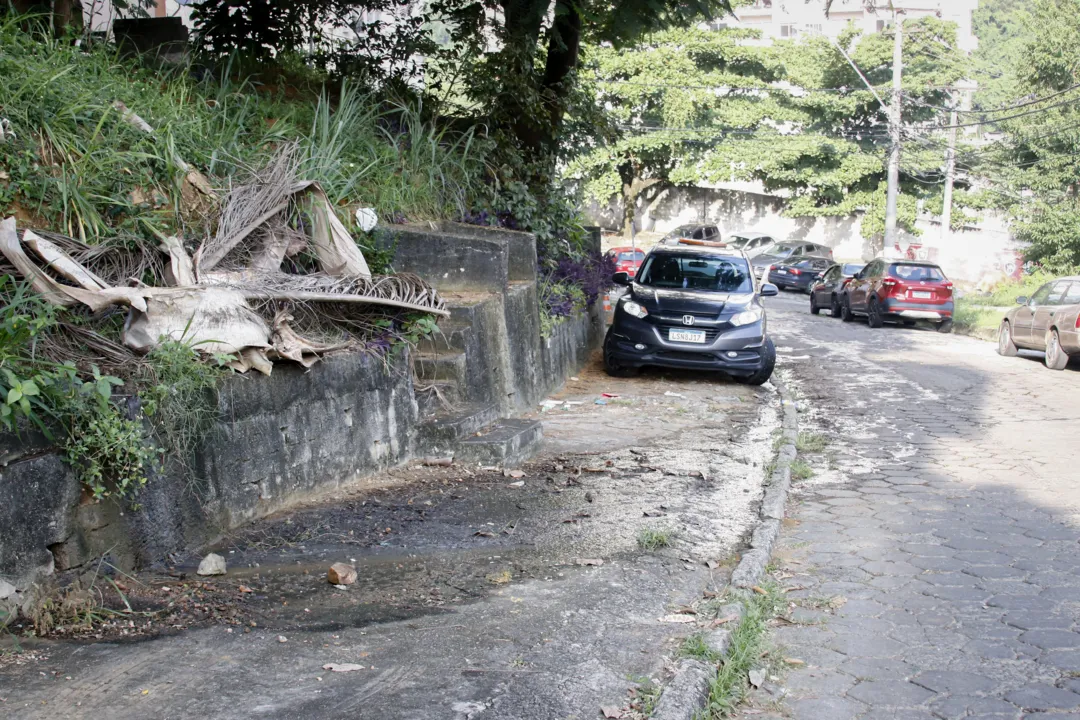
left=328, top=562, right=357, bottom=586
left=197, top=553, right=227, bottom=576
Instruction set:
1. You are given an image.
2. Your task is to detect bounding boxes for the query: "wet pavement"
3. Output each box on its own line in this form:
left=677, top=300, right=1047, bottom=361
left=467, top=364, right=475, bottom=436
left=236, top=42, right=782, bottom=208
left=734, top=293, right=1080, bottom=720
left=0, top=356, right=778, bottom=719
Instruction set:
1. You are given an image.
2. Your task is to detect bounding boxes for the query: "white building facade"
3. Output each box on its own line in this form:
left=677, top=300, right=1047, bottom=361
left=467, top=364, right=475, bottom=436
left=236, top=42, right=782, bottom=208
left=723, top=0, right=979, bottom=52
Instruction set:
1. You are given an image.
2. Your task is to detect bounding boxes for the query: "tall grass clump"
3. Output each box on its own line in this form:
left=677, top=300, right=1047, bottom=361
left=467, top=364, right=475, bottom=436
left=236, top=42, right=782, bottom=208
left=0, top=16, right=488, bottom=244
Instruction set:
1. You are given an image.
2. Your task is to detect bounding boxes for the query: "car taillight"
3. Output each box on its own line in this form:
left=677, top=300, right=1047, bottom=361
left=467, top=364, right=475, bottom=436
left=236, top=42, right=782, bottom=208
left=943, top=282, right=954, bottom=294
left=789, top=268, right=801, bottom=275
left=1075, top=314, right=1080, bottom=329
left=882, top=278, right=898, bottom=287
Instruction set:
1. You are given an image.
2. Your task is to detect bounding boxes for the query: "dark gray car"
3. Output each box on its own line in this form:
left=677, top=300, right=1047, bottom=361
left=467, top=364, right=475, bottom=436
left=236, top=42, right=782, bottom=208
left=751, top=240, right=834, bottom=279
left=998, top=276, right=1080, bottom=370
left=603, top=244, right=779, bottom=384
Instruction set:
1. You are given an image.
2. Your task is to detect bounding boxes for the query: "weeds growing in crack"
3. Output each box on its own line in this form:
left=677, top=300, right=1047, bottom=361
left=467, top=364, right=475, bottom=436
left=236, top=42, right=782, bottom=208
left=795, top=432, right=827, bottom=453
left=637, top=526, right=673, bottom=551
left=790, top=460, right=814, bottom=480
left=698, top=584, right=786, bottom=718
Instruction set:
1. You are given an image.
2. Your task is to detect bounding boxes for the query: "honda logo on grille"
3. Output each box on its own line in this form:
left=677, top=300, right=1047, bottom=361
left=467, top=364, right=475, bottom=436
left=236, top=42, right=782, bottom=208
left=682, top=315, right=696, bottom=326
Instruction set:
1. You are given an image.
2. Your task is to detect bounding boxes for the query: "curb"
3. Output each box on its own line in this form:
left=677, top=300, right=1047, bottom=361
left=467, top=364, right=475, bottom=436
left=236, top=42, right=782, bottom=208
left=651, top=376, right=798, bottom=720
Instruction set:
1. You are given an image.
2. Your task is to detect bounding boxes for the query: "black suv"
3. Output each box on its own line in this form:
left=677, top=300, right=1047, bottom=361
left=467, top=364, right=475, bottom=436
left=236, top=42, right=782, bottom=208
left=603, top=243, right=779, bottom=384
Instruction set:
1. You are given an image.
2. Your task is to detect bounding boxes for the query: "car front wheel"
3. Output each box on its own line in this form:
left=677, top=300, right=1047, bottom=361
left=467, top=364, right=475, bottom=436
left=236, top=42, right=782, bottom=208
left=830, top=295, right=842, bottom=318
left=810, top=294, right=821, bottom=315
left=735, top=338, right=776, bottom=386
left=937, top=319, right=954, bottom=334
left=1045, top=329, right=1070, bottom=370
left=603, top=330, right=639, bottom=377
left=997, top=321, right=1018, bottom=357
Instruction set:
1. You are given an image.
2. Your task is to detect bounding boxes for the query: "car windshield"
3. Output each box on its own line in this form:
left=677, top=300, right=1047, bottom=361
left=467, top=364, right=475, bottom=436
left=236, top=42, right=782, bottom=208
left=759, top=243, right=795, bottom=257
left=637, top=253, right=754, bottom=293
left=890, top=263, right=945, bottom=281
left=617, top=250, right=645, bottom=261
left=728, top=235, right=750, bottom=247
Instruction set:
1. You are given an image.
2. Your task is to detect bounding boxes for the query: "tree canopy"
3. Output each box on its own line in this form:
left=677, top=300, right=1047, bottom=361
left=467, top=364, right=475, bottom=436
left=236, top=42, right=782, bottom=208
left=567, top=17, right=967, bottom=238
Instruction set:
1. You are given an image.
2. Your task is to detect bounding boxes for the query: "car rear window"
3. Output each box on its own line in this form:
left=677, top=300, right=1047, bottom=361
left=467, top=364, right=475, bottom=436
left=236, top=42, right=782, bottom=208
left=889, top=263, right=945, bottom=281
left=617, top=251, right=645, bottom=261
left=637, top=253, right=753, bottom=293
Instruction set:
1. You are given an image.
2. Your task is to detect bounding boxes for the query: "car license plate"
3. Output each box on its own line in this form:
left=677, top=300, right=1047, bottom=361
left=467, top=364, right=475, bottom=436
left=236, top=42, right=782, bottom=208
left=669, top=329, right=707, bottom=344
left=912, top=291, right=932, bottom=299
left=776, top=269, right=788, bottom=275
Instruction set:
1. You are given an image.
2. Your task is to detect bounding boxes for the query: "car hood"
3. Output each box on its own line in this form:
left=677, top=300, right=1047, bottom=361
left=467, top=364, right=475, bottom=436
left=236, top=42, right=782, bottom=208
left=631, top=285, right=752, bottom=315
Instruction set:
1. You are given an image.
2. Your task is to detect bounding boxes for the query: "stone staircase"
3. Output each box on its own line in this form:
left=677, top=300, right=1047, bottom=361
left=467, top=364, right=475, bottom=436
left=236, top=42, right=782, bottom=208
left=412, top=296, right=543, bottom=468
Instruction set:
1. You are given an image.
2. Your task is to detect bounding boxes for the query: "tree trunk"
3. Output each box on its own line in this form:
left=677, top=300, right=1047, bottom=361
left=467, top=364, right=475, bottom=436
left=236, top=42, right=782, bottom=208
left=540, top=0, right=582, bottom=147
left=619, top=161, right=662, bottom=238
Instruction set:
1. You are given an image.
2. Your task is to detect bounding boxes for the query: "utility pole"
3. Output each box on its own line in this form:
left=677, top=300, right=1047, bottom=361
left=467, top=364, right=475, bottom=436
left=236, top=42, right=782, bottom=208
left=940, top=89, right=959, bottom=242
left=883, top=10, right=904, bottom=255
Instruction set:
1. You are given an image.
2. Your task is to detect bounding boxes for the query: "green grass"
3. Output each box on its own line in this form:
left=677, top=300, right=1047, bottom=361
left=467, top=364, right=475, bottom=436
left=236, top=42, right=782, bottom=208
left=698, top=586, right=785, bottom=718
left=953, top=298, right=1006, bottom=338
left=790, top=460, right=814, bottom=481
left=638, top=526, right=673, bottom=551
left=795, top=432, right=827, bottom=453
left=0, top=17, right=487, bottom=246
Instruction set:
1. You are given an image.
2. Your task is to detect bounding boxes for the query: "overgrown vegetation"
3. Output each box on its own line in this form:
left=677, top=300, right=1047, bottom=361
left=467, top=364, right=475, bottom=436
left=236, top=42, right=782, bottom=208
left=0, top=275, right=226, bottom=500
left=699, top=586, right=784, bottom=718
left=790, top=460, right=814, bottom=481
left=795, top=433, right=827, bottom=453
left=954, top=270, right=1058, bottom=339
left=638, top=526, right=673, bottom=551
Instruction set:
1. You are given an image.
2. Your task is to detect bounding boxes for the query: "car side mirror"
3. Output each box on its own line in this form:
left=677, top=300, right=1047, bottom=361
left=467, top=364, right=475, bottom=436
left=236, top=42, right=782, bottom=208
left=760, top=283, right=779, bottom=297
left=1016, top=296, right=1028, bottom=305
left=612, top=271, right=631, bottom=286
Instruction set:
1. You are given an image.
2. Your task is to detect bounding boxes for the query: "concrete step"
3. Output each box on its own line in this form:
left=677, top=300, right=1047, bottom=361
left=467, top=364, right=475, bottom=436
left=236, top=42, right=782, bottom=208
left=414, top=381, right=463, bottom=418
left=413, top=351, right=467, bottom=384
left=417, top=403, right=500, bottom=453
left=456, top=418, right=544, bottom=468
left=416, top=321, right=473, bottom=354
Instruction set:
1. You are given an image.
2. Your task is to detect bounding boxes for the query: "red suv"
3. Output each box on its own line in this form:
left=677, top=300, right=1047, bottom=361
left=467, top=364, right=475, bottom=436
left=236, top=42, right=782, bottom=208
left=606, top=246, right=646, bottom=278
left=839, top=259, right=955, bottom=333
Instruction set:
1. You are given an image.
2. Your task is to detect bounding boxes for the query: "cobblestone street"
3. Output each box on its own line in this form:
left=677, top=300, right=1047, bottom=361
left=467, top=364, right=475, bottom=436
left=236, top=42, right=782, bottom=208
left=744, top=297, right=1080, bottom=720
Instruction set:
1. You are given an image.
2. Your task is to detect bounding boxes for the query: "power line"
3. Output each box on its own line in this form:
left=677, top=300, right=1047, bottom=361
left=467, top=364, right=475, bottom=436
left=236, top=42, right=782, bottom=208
left=591, top=77, right=888, bottom=94
left=906, top=82, right=1080, bottom=116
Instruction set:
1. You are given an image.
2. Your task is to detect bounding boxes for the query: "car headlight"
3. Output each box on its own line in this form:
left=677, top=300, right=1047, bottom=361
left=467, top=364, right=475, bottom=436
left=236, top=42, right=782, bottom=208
left=622, top=300, right=649, bottom=319
left=730, top=306, right=763, bottom=326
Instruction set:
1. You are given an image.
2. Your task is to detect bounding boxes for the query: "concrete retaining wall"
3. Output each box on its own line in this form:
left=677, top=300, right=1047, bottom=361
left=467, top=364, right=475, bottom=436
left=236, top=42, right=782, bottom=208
left=0, top=351, right=416, bottom=591
left=0, top=224, right=605, bottom=595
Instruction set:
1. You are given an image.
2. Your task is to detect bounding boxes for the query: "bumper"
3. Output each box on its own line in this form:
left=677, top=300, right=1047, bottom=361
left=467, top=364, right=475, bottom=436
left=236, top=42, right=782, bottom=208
left=882, top=299, right=954, bottom=320
left=770, top=273, right=811, bottom=290
left=1059, top=328, right=1080, bottom=355
left=605, top=316, right=770, bottom=375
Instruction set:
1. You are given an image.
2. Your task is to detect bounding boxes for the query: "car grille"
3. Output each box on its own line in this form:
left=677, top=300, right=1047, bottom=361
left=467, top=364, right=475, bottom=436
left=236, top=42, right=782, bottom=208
left=657, top=351, right=715, bottom=362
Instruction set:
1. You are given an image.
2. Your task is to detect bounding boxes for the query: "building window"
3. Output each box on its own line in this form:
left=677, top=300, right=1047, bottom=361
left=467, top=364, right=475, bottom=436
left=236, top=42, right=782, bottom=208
left=804, top=23, right=822, bottom=35
left=707, top=19, right=729, bottom=31
left=876, top=19, right=887, bottom=32
left=780, top=24, right=798, bottom=38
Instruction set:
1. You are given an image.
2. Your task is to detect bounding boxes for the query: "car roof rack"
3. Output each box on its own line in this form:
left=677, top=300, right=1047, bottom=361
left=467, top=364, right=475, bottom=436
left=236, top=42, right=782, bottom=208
left=677, top=238, right=729, bottom=248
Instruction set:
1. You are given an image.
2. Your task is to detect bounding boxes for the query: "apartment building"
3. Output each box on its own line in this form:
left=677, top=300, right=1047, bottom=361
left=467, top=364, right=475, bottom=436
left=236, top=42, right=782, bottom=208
left=721, top=0, right=980, bottom=52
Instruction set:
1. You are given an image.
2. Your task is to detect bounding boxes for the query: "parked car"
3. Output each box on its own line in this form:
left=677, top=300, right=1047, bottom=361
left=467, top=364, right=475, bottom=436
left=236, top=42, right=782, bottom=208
left=809, top=263, right=865, bottom=316
left=839, top=259, right=954, bottom=332
left=767, top=257, right=834, bottom=293
left=751, top=241, right=834, bottom=279
left=603, top=241, right=779, bottom=384
left=727, top=231, right=776, bottom=257
left=659, top=224, right=721, bottom=245
left=605, top=246, right=646, bottom=278
left=997, top=276, right=1080, bottom=370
